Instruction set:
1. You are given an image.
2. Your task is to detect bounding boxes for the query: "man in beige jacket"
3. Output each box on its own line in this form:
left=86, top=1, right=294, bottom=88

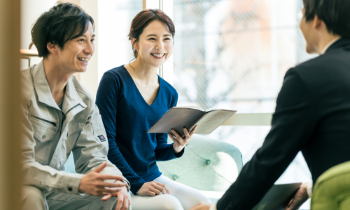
left=21, top=3, right=131, bottom=210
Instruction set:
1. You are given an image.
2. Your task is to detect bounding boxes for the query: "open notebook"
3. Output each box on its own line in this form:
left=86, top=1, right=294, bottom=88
left=147, top=106, right=236, bottom=138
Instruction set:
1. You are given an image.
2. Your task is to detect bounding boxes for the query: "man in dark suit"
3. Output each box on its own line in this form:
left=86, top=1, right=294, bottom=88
left=191, top=0, right=350, bottom=209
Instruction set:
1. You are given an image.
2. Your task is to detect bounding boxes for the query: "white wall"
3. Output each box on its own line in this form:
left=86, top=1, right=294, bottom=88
left=161, top=0, right=174, bottom=85
left=20, top=0, right=56, bottom=69
left=79, top=0, right=99, bottom=99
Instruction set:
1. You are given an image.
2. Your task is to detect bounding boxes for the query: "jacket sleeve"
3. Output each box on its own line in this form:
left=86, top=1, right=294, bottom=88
left=96, top=72, right=145, bottom=194
left=217, top=68, right=317, bottom=210
left=155, top=133, right=184, bottom=160
left=72, top=104, right=128, bottom=185
left=21, top=102, right=84, bottom=194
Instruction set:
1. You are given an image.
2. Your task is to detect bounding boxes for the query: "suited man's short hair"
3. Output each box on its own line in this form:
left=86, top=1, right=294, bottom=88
left=303, top=0, right=350, bottom=38
left=31, top=2, right=94, bottom=57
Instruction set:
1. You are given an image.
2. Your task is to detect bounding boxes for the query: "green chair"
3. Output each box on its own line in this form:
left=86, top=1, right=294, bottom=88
left=157, top=134, right=243, bottom=202
left=311, top=161, right=350, bottom=210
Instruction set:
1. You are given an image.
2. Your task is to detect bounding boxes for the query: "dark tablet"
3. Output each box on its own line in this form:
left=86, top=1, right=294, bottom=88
left=252, top=183, right=302, bottom=210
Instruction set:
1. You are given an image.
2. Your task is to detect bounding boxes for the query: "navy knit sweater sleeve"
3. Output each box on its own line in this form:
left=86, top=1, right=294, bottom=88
left=96, top=66, right=182, bottom=194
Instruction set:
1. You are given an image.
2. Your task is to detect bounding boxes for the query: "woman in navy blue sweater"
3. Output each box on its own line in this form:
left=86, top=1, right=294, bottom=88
left=96, top=9, right=210, bottom=210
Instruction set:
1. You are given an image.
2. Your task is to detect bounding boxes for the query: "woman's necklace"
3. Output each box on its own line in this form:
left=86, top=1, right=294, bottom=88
left=130, top=64, right=156, bottom=89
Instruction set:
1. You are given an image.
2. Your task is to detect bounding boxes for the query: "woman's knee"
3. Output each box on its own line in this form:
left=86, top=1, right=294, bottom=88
left=195, top=192, right=211, bottom=204
left=21, top=186, right=47, bottom=210
left=157, top=195, right=183, bottom=210
left=132, top=194, right=184, bottom=210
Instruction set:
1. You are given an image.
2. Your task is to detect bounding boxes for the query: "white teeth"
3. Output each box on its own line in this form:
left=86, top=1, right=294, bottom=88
left=151, top=53, right=164, bottom=58
left=78, top=57, right=89, bottom=62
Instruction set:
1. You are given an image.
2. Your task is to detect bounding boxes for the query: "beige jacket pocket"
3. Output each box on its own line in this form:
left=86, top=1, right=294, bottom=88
left=29, top=115, right=56, bottom=143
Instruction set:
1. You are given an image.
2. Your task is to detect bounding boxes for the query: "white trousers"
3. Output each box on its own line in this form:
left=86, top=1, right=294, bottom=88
left=131, top=175, right=211, bottom=210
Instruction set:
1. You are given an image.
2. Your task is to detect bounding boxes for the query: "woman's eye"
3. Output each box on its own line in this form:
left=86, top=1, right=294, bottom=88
left=91, top=39, right=95, bottom=42
left=149, top=38, right=156, bottom=40
left=78, top=39, right=85, bottom=42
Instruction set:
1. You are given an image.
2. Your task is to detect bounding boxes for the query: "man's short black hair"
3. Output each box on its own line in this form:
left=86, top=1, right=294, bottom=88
left=31, top=2, right=94, bottom=57
left=303, top=0, right=350, bottom=38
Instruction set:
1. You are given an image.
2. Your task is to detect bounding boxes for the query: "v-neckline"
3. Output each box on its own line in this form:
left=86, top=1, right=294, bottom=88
left=123, top=66, right=161, bottom=107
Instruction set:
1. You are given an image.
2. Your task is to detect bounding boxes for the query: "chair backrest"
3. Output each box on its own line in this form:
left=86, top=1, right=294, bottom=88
left=157, top=134, right=243, bottom=191
left=311, top=161, right=350, bottom=210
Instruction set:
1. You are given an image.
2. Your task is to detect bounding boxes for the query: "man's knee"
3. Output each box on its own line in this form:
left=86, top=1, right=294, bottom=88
left=159, top=195, right=183, bottom=210
left=22, top=186, right=47, bottom=210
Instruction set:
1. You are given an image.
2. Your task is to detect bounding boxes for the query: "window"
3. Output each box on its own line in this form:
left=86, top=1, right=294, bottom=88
left=170, top=0, right=314, bottom=112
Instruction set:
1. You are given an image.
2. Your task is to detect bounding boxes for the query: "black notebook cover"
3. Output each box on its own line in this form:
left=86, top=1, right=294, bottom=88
left=252, top=183, right=302, bottom=210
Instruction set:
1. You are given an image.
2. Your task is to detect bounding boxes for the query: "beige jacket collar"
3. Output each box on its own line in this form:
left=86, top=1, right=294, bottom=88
left=33, top=61, right=87, bottom=113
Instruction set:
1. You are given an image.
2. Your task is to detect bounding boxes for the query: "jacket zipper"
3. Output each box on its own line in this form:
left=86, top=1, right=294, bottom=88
left=66, top=104, right=80, bottom=114
left=61, top=104, right=80, bottom=136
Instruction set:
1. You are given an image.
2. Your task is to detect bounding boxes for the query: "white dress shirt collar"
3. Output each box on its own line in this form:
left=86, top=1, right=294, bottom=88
left=321, top=37, right=341, bottom=54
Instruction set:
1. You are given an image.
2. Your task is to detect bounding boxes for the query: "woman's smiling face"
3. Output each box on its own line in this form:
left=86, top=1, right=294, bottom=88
left=133, top=20, right=174, bottom=68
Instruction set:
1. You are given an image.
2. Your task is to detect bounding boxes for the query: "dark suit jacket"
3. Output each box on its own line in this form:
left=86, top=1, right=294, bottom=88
left=217, top=38, right=350, bottom=210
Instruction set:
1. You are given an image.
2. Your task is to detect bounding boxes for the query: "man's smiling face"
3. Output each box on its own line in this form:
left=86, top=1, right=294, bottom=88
left=56, top=21, right=95, bottom=73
